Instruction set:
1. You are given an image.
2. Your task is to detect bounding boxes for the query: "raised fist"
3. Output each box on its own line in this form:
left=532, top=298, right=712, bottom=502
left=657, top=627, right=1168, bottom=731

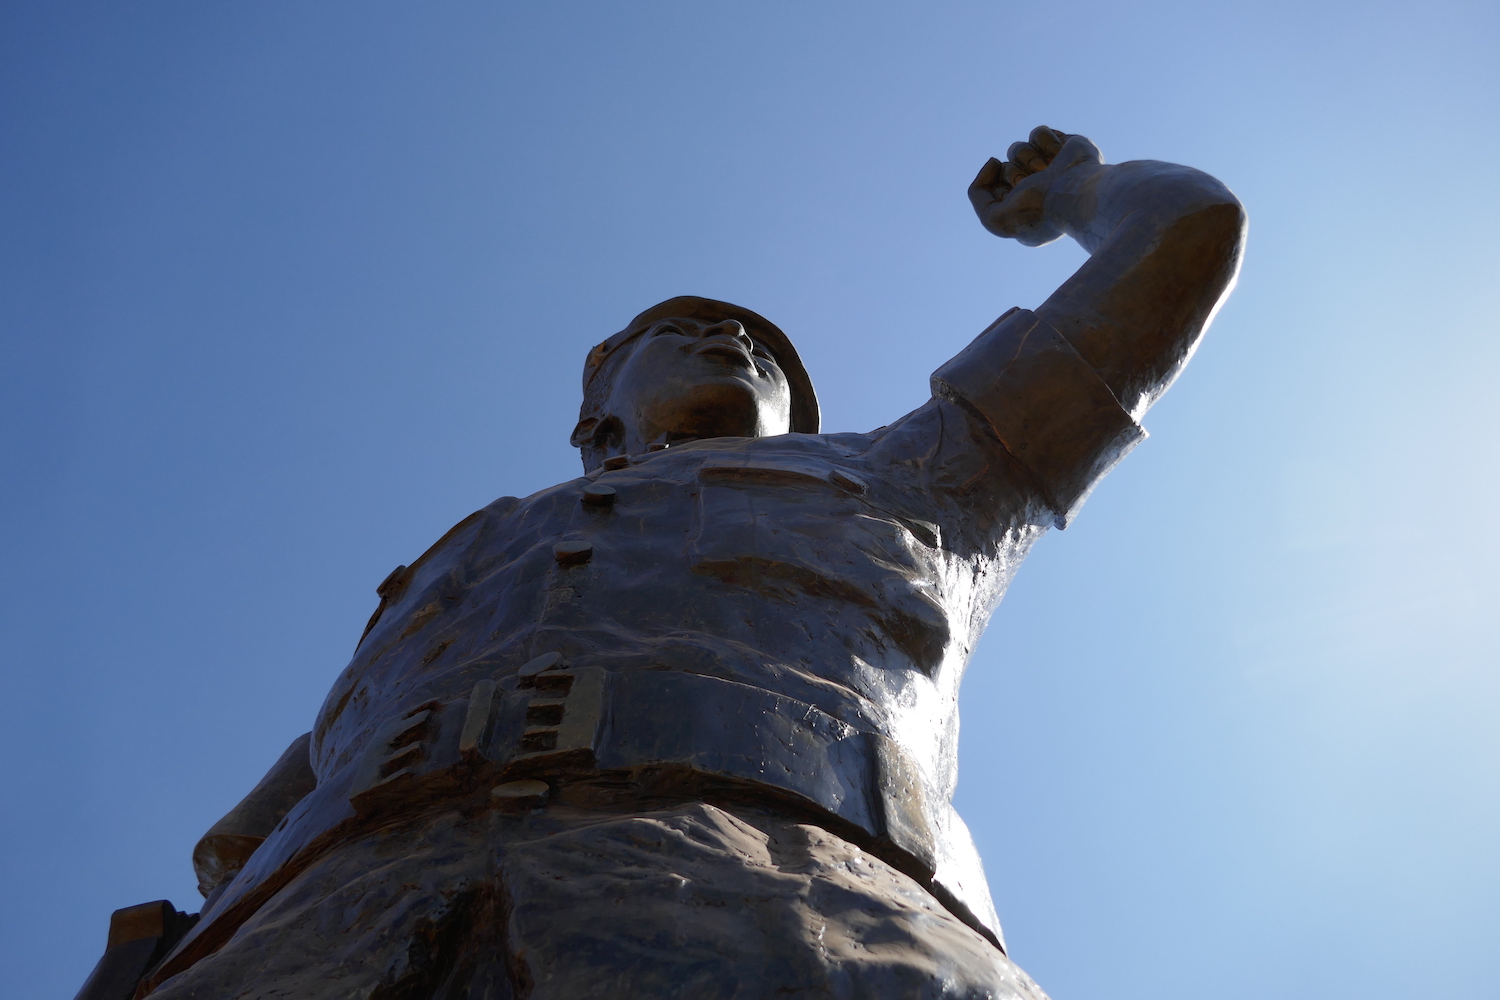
left=968, top=126, right=1102, bottom=246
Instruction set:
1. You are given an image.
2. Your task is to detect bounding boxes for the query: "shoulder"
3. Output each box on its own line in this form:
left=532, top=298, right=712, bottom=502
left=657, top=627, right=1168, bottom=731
left=753, top=402, right=1053, bottom=533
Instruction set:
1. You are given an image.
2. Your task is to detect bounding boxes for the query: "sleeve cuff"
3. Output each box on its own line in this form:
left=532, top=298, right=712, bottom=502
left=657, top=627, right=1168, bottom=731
left=930, top=308, right=1146, bottom=528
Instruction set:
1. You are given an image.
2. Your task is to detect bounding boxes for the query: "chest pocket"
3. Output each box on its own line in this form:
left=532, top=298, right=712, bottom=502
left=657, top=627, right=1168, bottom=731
left=688, top=459, right=952, bottom=672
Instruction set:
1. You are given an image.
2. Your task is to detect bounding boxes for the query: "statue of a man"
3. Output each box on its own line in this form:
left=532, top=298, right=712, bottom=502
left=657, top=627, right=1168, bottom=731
left=103, top=127, right=1244, bottom=1000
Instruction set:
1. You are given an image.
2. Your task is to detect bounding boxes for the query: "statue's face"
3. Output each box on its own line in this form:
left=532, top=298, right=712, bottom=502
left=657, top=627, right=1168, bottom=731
left=604, top=317, right=792, bottom=451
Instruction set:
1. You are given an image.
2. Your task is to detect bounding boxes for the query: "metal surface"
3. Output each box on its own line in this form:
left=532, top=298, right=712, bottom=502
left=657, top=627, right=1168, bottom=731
left=104, top=127, right=1245, bottom=1000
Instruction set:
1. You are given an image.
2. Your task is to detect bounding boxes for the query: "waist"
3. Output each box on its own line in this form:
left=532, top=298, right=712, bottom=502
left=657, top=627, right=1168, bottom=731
left=353, top=663, right=933, bottom=864
left=141, top=666, right=998, bottom=994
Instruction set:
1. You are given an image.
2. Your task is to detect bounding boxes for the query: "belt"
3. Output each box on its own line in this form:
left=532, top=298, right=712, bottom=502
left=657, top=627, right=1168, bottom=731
left=141, top=663, right=994, bottom=994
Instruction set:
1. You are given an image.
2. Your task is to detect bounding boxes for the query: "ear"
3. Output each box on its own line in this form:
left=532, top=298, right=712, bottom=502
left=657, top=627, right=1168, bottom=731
left=569, top=417, right=599, bottom=448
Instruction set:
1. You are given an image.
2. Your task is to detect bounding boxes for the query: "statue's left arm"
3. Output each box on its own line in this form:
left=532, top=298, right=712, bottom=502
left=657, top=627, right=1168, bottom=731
left=191, top=732, right=317, bottom=900
left=931, top=127, right=1245, bottom=526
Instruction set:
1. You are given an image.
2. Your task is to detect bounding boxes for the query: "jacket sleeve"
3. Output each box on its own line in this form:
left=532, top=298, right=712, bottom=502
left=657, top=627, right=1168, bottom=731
left=930, top=306, right=1145, bottom=529
left=191, top=732, right=318, bottom=898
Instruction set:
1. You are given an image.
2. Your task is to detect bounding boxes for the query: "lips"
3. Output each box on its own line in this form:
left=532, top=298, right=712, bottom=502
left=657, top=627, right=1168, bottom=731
left=692, top=338, right=754, bottom=368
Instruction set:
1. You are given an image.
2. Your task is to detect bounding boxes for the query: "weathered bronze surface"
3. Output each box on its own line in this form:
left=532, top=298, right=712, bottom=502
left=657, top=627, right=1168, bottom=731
left=78, top=128, right=1245, bottom=1000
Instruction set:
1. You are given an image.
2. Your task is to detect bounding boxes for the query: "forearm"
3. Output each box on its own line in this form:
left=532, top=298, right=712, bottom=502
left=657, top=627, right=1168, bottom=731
left=947, top=128, right=1247, bottom=524
left=1037, top=160, right=1246, bottom=417
left=192, top=732, right=317, bottom=898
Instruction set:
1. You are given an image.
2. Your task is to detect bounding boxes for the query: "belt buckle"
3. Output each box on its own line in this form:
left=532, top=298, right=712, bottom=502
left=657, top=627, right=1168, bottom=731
left=503, top=664, right=608, bottom=774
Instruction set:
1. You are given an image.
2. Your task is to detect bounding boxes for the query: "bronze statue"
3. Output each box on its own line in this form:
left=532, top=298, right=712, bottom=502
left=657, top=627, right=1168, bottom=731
left=76, top=127, right=1244, bottom=1000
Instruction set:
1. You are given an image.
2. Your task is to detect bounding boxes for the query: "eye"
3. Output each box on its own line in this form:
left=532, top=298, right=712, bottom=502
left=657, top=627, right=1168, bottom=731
left=750, top=340, right=777, bottom=363
left=652, top=324, right=683, bottom=337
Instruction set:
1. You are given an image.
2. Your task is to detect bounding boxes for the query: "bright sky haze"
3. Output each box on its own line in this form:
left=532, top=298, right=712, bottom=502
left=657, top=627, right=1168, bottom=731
left=3, top=3, right=1498, bottom=999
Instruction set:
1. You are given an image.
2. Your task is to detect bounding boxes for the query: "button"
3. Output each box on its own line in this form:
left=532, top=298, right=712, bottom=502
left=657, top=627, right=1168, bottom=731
left=603, top=455, right=630, bottom=470
left=553, top=539, right=593, bottom=564
left=491, top=779, right=550, bottom=808
left=517, top=651, right=564, bottom=677
left=581, top=484, right=616, bottom=507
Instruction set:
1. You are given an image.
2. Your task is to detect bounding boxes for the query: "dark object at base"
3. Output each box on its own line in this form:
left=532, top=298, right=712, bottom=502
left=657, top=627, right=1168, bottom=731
left=73, top=900, right=197, bottom=1000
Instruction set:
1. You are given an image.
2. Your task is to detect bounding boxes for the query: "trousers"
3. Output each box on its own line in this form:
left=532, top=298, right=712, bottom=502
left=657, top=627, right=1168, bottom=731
left=148, top=797, right=1049, bottom=1000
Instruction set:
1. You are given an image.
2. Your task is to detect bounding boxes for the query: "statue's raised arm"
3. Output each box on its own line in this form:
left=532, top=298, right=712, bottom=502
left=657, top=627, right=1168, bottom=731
left=971, top=127, right=1244, bottom=414
left=932, top=127, right=1245, bottom=526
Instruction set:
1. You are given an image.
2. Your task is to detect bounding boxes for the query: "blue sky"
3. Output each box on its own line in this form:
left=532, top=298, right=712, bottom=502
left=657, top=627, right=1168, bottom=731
left=3, top=2, right=1497, bottom=998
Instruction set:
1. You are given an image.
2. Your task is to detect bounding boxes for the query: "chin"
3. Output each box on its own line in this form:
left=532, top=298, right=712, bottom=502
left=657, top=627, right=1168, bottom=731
left=648, top=379, right=774, bottom=440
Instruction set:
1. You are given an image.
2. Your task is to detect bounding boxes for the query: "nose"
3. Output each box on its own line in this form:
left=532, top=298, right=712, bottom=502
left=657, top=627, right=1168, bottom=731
left=700, top=320, right=753, bottom=349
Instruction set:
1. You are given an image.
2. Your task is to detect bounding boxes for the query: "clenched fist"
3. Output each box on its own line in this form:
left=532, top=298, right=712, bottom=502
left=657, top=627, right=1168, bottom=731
left=968, top=126, right=1103, bottom=247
